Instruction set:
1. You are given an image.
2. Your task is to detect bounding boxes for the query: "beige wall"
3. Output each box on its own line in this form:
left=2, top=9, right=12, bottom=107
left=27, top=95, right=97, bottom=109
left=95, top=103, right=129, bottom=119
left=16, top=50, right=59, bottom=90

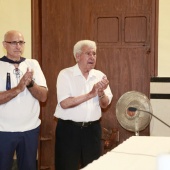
left=0, top=0, right=31, bottom=59
left=158, top=1, right=170, bottom=76
left=150, top=1, right=170, bottom=136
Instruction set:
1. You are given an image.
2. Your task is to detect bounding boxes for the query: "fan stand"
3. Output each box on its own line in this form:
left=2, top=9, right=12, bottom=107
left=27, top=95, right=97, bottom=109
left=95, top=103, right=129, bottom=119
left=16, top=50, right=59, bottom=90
left=135, top=116, right=139, bottom=136
left=135, top=131, right=139, bottom=136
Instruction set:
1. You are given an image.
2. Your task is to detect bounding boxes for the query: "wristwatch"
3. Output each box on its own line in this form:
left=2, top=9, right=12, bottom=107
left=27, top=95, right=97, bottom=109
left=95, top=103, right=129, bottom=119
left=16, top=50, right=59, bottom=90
left=27, top=80, right=34, bottom=88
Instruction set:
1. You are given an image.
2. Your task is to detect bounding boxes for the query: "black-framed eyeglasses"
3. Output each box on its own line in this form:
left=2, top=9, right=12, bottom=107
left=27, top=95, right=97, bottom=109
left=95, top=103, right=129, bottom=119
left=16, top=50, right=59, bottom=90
left=5, top=41, right=26, bottom=46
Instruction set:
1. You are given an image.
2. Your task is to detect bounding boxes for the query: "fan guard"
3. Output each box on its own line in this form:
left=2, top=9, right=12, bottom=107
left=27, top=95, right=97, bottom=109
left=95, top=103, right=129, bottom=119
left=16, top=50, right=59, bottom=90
left=116, top=91, right=152, bottom=134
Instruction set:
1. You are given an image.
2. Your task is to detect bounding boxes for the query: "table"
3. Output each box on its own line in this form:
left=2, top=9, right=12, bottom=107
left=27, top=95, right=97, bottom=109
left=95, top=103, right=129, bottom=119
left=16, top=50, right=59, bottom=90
left=82, top=136, right=170, bottom=170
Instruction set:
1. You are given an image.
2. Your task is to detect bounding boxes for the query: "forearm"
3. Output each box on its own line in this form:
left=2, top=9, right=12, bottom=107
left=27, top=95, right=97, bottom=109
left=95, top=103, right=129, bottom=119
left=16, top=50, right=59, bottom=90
left=28, top=83, right=48, bottom=102
left=99, top=94, right=109, bottom=108
left=0, top=87, right=21, bottom=104
left=60, top=92, right=95, bottom=109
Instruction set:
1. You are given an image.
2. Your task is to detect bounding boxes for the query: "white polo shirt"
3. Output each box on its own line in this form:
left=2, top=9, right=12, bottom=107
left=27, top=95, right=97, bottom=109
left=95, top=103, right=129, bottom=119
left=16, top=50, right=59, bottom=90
left=54, top=64, right=113, bottom=122
left=0, top=59, right=47, bottom=132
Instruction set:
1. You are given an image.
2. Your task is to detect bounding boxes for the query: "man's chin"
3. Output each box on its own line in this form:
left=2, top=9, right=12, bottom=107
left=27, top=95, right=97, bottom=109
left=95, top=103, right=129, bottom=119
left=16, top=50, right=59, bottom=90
left=88, top=65, right=95, bottom=70
left=13, top=55, right=22, bottom=60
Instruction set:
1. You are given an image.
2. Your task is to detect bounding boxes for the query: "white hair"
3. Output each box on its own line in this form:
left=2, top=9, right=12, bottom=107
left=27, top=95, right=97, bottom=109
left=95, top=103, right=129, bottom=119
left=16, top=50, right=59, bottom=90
left=73, top=40, right=97, bottom=59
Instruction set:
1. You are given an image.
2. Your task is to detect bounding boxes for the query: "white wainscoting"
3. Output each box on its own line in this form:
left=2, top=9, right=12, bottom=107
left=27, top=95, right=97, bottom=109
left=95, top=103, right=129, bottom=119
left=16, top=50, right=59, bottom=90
left=150, top=80, right=170, bottom=136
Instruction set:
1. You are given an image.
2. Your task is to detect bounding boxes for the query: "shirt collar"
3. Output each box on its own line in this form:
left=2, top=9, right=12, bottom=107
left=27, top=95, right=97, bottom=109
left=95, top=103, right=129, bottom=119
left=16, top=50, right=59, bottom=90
left=0, top=56, right=26, bottom=64
left=73, top=64, right=96, bottom=78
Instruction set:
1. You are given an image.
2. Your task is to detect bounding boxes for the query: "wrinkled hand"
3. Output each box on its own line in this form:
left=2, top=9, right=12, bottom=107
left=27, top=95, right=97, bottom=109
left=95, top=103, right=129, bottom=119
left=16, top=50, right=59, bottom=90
left=98, top=76, right=109, bottom=96
left=90, top=83, right=101, bottom=97
left=98, top=76, right=109, bottom=90
left=90, top=76, right=109, bottom=97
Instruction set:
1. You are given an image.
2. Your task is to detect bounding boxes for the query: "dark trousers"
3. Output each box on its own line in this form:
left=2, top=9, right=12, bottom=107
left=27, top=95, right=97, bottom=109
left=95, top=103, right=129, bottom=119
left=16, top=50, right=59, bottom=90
left=55, top=119, right=101, bottom=170
left=0, top=126, right=39, bottom=170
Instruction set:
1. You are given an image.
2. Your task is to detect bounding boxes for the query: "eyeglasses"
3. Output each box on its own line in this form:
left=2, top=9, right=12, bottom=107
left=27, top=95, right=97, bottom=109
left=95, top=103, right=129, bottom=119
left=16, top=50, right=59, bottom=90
left=5, top=41, right=25, bottom=46
left=81, top=51, right=96, bottom=57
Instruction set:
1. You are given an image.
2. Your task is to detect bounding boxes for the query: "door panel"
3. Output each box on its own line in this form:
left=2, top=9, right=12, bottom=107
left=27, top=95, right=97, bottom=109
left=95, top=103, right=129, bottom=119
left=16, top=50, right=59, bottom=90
left=32, top=0, right=158, bottom=169
left=97, top=46, right=150, bottom=142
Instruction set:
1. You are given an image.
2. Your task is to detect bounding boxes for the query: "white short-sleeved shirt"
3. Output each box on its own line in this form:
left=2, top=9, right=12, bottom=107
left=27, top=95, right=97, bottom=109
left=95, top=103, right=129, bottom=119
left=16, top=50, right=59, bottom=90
left=0, top=59, right=47, bottom=132
left=54, top=64, right=113, bottom=122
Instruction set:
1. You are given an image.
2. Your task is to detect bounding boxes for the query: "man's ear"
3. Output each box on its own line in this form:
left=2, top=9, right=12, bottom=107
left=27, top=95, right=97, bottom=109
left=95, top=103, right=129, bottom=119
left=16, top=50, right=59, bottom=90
left=2, top=41, right=7, bottom=49
left=75, top=54, right=80, bottom=62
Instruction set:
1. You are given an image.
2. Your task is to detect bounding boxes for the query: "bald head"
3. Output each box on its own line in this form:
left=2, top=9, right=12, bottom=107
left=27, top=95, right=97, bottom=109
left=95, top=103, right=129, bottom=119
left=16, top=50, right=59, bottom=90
left=4, top=30, right=24, bottom=42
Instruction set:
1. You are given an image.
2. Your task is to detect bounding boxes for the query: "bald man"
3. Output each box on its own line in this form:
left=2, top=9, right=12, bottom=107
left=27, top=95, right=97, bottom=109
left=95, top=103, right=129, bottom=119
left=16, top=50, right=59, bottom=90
left=0, top=30, right=48, bottom=170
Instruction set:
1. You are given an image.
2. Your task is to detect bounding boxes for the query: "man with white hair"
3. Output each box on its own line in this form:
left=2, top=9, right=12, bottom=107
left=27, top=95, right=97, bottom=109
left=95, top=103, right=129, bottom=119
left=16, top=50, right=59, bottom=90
left=54, top=40, right=113, bottom=170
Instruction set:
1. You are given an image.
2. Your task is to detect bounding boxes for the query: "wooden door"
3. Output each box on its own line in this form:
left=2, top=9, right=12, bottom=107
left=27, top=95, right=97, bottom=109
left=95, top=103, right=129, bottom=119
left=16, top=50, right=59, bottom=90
left=31, top=0, right=158, bottom=169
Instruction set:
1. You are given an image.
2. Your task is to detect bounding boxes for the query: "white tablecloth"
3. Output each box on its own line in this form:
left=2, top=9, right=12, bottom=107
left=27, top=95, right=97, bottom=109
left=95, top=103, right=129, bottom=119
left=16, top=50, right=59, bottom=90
left=82, top=136, right=170, bottom=170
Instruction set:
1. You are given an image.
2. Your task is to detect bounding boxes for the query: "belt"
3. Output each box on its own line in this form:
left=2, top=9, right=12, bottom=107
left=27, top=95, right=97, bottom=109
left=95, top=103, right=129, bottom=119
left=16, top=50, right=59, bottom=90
left=59, top=119, right=99, bottom=127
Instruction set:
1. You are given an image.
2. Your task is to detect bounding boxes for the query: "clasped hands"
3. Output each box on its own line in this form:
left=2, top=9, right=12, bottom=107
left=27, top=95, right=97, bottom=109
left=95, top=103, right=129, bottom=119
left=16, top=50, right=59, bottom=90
left=91, top=76, right=109, bottom=97
left=17, top=68, right=34, bottom=91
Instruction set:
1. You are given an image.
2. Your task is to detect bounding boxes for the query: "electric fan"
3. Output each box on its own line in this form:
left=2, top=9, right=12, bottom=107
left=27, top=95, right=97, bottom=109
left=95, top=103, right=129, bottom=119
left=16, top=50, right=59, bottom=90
left=116, top=91, right=152, bottom=135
